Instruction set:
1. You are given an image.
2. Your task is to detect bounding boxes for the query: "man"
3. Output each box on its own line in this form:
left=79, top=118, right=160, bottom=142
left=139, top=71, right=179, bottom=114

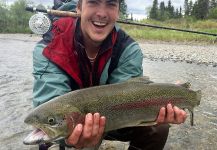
left=33, top=0, right=187, bottom=149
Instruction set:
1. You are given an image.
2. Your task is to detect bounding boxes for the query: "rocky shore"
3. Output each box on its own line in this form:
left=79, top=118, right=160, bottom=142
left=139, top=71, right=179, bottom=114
left=139, top=40, right=217, bottom=67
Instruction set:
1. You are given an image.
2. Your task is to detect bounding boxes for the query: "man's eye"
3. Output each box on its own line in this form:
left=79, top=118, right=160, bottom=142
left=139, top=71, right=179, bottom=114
left=88, top=0, right=98, bottom=4
left=107, top=2, right=118, bottom=7
left=109, top=3, right=117, bottom=6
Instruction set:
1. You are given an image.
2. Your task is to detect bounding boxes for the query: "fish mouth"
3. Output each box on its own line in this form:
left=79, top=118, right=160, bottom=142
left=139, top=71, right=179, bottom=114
left=23, top=128, right=63, bottom=145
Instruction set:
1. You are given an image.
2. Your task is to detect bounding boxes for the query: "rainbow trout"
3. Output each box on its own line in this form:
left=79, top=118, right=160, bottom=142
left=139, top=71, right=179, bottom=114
left=23, top=77, right=201, bottom=145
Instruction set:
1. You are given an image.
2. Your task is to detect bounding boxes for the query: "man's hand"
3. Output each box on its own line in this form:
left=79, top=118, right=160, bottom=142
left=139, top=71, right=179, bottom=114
left=65, top=113, right=106, bottom=149
left=157, top=104, right=187, bottom=124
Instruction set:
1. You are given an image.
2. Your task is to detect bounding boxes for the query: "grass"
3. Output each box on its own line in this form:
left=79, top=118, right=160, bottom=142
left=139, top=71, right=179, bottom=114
left=119, top=18, right=217, bottom=44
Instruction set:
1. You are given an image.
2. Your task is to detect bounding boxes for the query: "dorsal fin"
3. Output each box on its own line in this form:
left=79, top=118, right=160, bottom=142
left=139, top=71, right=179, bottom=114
left=127, top=76, right=153, bottom=84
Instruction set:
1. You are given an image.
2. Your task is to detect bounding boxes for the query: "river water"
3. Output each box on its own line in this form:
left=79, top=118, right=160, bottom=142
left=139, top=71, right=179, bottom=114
left=0, top=34, right=216, bottom=150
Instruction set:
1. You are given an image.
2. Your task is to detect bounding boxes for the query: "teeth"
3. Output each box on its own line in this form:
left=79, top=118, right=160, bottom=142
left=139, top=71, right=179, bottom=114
left=93, top=21, right=107, bottom=26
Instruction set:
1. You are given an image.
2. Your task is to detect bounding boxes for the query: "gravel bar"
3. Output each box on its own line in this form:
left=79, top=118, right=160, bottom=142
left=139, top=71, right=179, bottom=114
left=139, top=41, right=217, bottom=67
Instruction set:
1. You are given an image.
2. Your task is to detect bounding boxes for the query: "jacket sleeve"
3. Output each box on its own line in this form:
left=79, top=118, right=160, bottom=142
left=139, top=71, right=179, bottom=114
left=32, top=43, right=72, bottom=107
left=107, top=42, right=143, bottom=84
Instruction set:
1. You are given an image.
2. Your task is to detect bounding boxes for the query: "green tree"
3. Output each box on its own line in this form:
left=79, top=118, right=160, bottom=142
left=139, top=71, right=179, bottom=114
left=184, top=0, right=190, bottom=16
left=149, top=0, right=158, bottom=19
left=175, top=8, right=179, bottom=18
left=208, top=7, right=217, bottom=19
left=167, top=0, right=175, bottom=18
left=192, top=1, right=199, bottom=18
left=209, top=0, right=217, bottom=19
left=197, top=0, right=209, bottom=19
left=159, top=1, right=167, bottom=20
left=179, top=7, right=183, bottom=18
left=120, top=0, right=128, bottom=19
left=189, top=0, right=193, bottom=15
left=9, top=0, right=32, bottom=32
left=0, top=1, right=9, bottom=32
left=159, top=1, right=165, bottom=14
left=210, top=0, right=217, bottom=9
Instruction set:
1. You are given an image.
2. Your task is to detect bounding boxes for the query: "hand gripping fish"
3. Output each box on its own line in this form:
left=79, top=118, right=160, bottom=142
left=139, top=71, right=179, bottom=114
left=23, top=77, right=201, bottom=145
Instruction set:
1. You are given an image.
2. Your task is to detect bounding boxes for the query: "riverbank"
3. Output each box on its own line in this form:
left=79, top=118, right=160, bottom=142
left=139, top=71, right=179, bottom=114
left=0, top=34, right=41, bottom=42
left=139, top=40, right=217, bottom=67
left=1, top=33, right=216, bottom=67
left=121, top=19, right=217, bottom=44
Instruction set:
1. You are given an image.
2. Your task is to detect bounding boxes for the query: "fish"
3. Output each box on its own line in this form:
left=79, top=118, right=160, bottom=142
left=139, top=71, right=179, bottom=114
left=23, top=76, right=201, bottom=145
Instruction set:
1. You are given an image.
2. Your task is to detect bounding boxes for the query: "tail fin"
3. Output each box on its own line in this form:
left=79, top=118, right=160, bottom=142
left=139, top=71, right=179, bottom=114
left=196, top=90, right=202, bottom=106
left=184, top=107, right=194, bottom=126
left=188, top=108, right=194, bottom=126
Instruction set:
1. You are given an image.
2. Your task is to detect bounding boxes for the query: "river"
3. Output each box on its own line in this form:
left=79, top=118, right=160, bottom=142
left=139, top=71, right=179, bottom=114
left=0, top=34, right=216, bottom=150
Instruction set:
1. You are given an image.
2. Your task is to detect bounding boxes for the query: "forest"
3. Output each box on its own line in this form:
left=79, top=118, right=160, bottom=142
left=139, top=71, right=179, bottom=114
left=149, top=0, right=217, bottom=20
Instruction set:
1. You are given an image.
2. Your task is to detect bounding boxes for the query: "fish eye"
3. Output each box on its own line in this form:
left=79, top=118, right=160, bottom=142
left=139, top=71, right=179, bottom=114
left=47, top=116, right=56, bottom=125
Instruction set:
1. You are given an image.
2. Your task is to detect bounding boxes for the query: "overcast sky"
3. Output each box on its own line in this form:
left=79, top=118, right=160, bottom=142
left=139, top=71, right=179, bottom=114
left=6, top=0, right=196, bottom=19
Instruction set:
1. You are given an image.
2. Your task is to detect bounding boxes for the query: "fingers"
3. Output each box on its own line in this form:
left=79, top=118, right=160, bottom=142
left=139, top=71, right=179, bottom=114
left=157, top=107, right=166, bottom=123
left=75, top=113, right=94, bottom=148
left=174, top=106, right=187, bottom=123
left=83, top=113, right=94, bottom=139
left=99, top=116, right=106, bottom=135
left=66, top=124, right=83, bottom=146
left=91, top=114, right=106, bottom=146
left=166, top=104, right=174, bottom=123
left=95, top=116, right=106, bottom=141
left=157, top=104, right=187, bottom=124
left=92, top=113, right=100, bottom=137
left=66, top=113, right=105, bottom=149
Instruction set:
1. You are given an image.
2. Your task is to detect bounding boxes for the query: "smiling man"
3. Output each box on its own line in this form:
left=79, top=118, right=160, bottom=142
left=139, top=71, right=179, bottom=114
left=32, top=0, right=187, bottom=149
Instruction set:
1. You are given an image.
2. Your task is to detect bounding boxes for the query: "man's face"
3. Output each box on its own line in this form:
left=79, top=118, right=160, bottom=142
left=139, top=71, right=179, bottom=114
left=77, top=0, right=120, bottom=46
